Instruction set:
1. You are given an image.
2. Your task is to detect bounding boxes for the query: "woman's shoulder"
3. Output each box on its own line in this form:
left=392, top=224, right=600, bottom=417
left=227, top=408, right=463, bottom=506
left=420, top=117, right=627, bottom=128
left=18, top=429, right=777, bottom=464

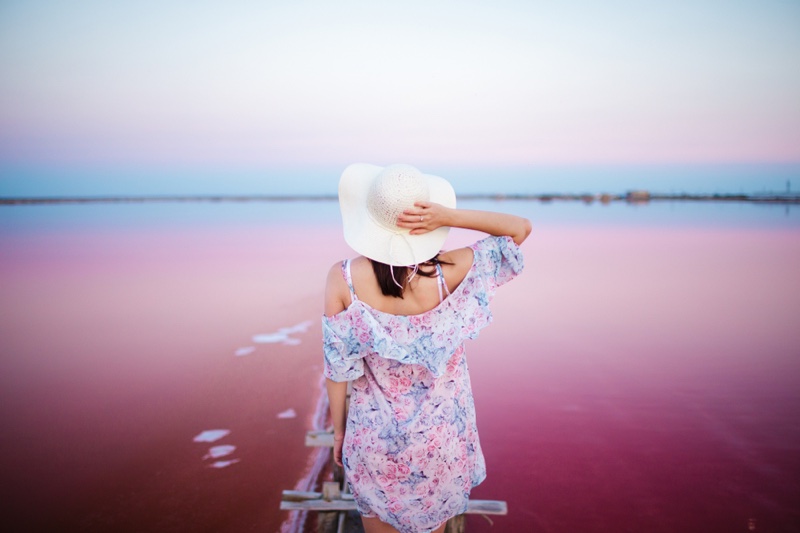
left=326, top=256, right=368, bottom=281
left=325, top=260, right=347, bottom=288
left=324, top=259, right=352, bottom=317
left=438, top=247, right=475, bottom=293
left=438, top=246, right=474, bottom=269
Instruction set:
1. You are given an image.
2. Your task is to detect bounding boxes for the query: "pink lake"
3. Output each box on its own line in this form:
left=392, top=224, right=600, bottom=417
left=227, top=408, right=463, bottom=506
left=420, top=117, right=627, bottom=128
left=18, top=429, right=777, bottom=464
left=0, top=200, right=798, bottom=532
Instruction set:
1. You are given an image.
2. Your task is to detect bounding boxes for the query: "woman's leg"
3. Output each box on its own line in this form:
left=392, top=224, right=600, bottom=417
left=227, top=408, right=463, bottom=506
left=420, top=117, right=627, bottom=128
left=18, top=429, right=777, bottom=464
left=361, top=516, right=448, bottom=533
left=361, top=516, right=400, bottom=533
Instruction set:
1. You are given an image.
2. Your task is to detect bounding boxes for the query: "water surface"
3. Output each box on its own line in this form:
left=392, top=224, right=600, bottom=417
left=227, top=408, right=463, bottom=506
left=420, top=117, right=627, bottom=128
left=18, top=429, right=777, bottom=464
left=1, top=199, right=798, bottom=532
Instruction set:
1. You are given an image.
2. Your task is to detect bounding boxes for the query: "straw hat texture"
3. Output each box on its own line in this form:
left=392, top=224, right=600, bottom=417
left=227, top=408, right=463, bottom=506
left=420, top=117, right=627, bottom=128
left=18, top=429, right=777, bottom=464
left=339, top=163, right=456, bottom=266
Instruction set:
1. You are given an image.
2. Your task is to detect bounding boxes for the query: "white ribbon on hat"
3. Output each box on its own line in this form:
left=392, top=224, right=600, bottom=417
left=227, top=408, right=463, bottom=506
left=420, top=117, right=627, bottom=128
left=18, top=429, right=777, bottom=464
left=388, top=233, right=420, bottom=289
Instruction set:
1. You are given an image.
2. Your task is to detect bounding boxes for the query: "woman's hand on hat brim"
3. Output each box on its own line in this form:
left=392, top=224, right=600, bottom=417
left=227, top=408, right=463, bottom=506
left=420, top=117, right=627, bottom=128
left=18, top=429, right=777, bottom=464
left=397, top=201, right=449, bottom=235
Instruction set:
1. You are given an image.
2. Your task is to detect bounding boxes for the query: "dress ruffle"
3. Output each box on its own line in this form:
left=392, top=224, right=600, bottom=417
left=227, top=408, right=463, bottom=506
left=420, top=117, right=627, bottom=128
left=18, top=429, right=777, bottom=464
left=322, top=235, right=523, bottom=382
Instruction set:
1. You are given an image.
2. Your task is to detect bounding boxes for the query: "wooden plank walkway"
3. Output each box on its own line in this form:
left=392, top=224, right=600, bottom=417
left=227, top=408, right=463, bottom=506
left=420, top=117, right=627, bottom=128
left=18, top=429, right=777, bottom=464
left=280, top=482, right=507, bottom=515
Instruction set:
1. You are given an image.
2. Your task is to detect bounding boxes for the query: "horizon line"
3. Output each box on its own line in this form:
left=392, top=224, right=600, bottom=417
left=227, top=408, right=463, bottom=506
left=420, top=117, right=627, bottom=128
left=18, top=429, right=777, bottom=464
left=2, top=192, right=800, bottom=206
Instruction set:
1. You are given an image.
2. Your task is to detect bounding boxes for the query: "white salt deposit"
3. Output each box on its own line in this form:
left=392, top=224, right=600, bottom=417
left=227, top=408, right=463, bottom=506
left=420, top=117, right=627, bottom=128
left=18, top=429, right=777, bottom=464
left=203, top=445, right=236, bottom=460
left=235, top=346, right=256, bottom=357
left=193, top=429, right=230, bottom=443
left=253, top=320, right=313, bottom=346
left=277, top=408, right=297, bottom=419
left=252, top=333, right=286, bottom=343
left=209, top=459, right=240, bottom=468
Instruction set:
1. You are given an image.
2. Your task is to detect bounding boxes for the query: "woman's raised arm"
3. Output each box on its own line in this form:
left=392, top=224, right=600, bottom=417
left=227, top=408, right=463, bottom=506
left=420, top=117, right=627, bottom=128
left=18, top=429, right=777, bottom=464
left=398, top=202, right=532, bottom=245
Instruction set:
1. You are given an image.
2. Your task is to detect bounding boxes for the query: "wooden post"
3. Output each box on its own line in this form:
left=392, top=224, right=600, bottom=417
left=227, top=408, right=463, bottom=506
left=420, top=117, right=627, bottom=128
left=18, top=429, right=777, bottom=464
left=322, top=481, right=341, bottom=501
left=318, top=511, right=338, bottom=533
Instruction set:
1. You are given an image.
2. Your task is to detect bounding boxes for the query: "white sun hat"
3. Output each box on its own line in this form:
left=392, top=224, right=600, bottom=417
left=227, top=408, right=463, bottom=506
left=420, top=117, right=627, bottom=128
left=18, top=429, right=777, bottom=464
left=339, top=163, right=456, bottom=266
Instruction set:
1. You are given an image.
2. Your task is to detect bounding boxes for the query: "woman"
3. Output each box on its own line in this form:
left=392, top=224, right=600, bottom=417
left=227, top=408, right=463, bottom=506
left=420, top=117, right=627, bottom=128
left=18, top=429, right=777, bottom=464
left=323, top=163, right=531, bottom=533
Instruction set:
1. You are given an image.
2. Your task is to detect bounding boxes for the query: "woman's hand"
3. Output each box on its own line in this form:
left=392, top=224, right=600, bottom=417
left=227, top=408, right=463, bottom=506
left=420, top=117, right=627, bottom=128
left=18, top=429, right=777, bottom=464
left=333, top=433, right=345, bottom=467
left=397, top=201, right=452, bottom=235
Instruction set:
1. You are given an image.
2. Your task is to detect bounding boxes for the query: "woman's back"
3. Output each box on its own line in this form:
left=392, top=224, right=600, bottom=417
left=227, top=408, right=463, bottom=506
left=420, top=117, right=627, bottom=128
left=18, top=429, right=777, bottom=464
left=323, top=235, right=524, bottom=381
left=327, top=247, right=475, bottom=317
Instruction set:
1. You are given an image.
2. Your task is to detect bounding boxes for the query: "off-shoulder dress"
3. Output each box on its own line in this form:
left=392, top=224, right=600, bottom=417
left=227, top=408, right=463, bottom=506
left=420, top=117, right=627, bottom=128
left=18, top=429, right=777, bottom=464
left=322, top=235, right=523, bottom=533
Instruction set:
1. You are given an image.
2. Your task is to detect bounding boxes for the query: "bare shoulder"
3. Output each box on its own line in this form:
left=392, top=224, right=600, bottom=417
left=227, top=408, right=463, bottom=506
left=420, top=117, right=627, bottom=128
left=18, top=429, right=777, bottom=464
left=438, top=246, right=475, bottom=290
left=439, top=246, right=475, bottom=270
left=325, top=260, right=345, bottom=291
left=324, top=260, right=349, bottom=316
left=326, top=260, right=344, bottom=280
left=348, top=255, right=372, bottom=274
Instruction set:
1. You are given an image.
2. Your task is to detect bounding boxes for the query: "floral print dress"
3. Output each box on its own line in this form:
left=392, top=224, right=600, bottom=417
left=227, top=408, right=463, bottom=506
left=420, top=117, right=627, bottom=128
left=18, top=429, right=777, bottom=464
left=322, top=236, right=524, bottom=533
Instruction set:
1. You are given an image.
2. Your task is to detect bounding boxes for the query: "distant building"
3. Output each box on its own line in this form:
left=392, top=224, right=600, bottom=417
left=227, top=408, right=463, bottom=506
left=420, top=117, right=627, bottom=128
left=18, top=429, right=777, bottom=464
left=626, top=190, right=651, bottom=203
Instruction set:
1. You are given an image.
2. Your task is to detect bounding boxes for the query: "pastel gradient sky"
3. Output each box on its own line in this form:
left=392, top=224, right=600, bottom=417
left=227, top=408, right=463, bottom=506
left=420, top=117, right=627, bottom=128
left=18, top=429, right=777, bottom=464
left=1, top=0, right=799, bottom=170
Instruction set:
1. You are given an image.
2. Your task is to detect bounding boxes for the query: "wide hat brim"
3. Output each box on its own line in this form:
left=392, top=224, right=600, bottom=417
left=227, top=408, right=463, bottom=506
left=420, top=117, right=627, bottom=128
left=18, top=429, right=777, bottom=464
left=339, top=163, right=456, bottom=266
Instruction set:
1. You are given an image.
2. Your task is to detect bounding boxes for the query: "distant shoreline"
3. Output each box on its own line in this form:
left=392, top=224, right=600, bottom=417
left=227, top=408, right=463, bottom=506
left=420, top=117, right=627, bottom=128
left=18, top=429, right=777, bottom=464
left=2, top=191, right=800, bottom=205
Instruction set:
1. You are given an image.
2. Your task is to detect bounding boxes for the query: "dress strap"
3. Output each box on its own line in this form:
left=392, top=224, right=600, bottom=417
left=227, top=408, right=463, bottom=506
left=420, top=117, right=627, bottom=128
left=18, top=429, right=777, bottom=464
left=435, top=263, right=450, bottom=303
left=342, top=259, right=358, bottom=301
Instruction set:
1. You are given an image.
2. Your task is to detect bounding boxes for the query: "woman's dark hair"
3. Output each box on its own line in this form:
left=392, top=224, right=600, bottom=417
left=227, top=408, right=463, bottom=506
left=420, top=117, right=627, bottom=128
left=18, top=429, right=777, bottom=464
left=370, top=254, right=452, bottom=298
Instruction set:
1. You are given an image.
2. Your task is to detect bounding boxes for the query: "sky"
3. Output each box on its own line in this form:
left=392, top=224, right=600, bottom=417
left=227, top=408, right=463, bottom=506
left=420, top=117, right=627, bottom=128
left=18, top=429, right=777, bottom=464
left=0, top=0, right=799, bottom=187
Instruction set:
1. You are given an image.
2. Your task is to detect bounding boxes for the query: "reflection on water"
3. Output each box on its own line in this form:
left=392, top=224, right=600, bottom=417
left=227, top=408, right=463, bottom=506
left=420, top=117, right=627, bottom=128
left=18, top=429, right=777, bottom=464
left=0, top=200, right=798, bottom=532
